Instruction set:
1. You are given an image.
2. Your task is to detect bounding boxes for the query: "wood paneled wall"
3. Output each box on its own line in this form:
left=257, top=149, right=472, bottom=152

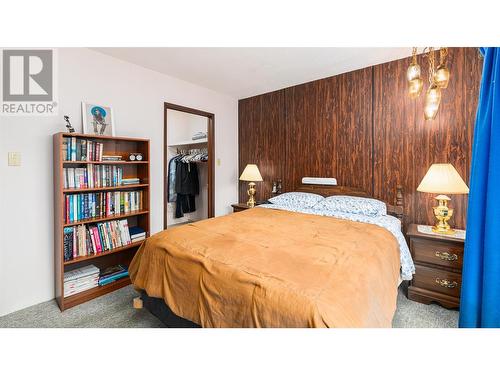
left=238, top=90, right=285, bottom=201
left=284, top=67, right=374, bottom=195
left=238, top=48, right=482, bottom=229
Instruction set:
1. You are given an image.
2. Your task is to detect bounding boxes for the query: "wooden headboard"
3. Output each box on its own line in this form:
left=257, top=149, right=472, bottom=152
left=295, top=184, right=404, bottom=220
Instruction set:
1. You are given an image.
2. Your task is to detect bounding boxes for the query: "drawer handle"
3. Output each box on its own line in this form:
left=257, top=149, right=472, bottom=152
left=435, top=278, right=458, bottom=289
left=435, top=251, right=458, bottom=262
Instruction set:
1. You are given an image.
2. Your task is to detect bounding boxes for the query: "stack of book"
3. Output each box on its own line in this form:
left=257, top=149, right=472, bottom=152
left=63, top=219, right=132, bottom=261
left=63, top=165, right=123, bottom=189
left=65, top=190, right=143, bottom=223
left=102, top=155, right=122, bottom=161
left=129, top=227, right=146, bottom=243
left=63, top=265, right=100, bottom=297
left=63, top=137, right=104, bottom=161
left=121, top=177, right=140, bottom=186
left=98, top=265, right=129, bottom=286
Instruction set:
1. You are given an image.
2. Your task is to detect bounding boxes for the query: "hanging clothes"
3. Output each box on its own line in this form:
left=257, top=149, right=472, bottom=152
left=175, top=194, right=197, bottom=218
left=175, top=160, right=199, bottom=196
left=167, top=155, right=182, bottom=202
left=174, top=160, right=199, bottom=218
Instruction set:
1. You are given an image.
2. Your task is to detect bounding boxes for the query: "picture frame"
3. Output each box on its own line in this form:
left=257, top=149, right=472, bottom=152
left=81, top=102, right=115, bottom=136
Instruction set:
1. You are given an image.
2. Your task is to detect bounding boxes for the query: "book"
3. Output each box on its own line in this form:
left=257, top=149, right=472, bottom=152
left=65, top=274, right=99, bottom=288
left=102, top=155, right=122, bottom=161
left=62, top=138, right=69, bottom=160
left=71, top=137, right=77, bottom=161
left=100, top=264, right=127, bottom=278
left=81, top=140, right=87, bottom=161
left=98, top=265, right=129, bottom=286
left=63, top=165, right=123, bottom=189
left=98, top=272, right=128, bottom=286
left=66, top=219, right=132, bottom=260
left=63, top=219, right=134, bottom=259
left=64, top=264, right=99, bottom=282
left=131, top=235, right=146, bottom=243
left=129, top=226, right=146, bottom=243
left=63, top=227, right=73, bottom=261
left=64, top=273, right=99, bottom=297
left=64, top=190, right=142, bottom=223
left=129, top=226, right=145, bottom=236
left=121, top=177, right=140, bottom=186
left=64, top=137, right=104, bottom=162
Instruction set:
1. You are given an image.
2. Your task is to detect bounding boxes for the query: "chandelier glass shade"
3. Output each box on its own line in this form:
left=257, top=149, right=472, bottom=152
left=407, top=63, right=421, bottom=81
left=407, top=48, right=423, bottom=98
left=408, top=77, right=424, bottom=99
left=435, top=64, right=450, bottom=89
left=424, top=83, right=442, bottom=120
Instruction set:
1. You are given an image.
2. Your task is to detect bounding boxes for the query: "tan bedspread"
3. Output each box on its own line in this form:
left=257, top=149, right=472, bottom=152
left=129, top=207, right=401, bottom=327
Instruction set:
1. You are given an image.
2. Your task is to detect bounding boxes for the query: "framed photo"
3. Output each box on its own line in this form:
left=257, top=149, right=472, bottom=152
left=81, top=102, right=115, bottom=136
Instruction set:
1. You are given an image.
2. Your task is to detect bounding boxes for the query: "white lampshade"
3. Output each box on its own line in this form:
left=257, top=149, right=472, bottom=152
left=417, top=164, right=469, bottom=194
left=239, top=164, right=263, bottom=182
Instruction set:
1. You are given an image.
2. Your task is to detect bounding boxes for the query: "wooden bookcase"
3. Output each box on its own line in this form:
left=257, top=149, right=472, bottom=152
left=53, top=132, right=150, bottom=311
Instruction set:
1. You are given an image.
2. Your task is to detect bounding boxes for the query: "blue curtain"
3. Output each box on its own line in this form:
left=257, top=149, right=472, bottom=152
left=459, top=47, right=500, bottom=328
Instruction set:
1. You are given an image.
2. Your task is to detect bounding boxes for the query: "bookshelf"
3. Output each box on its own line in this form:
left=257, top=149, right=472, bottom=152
left=53, top=132, right=150, bottom=311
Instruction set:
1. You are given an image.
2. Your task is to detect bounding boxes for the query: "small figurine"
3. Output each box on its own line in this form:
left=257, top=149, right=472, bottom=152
left=64, top=115, right=75, bottom=133
left=271, top=181, right=278, bottom=194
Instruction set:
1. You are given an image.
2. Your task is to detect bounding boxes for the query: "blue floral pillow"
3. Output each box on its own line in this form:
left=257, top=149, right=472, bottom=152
left=312, top=195, right=387, bottom=217
left=268, top=192, right=324, bottom=208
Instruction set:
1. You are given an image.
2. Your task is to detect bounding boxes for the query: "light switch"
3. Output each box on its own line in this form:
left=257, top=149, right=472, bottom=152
left=8, top=152, right=21, bottom=166
left=216, top=158, right=221, bottom=166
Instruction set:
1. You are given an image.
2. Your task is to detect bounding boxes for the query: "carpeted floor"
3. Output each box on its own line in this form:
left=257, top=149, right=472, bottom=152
left=0, top=285, right=458, bottom=328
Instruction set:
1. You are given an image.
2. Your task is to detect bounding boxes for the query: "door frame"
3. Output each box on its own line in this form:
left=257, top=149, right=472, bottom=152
left=163, top=102, right=215, bottom=229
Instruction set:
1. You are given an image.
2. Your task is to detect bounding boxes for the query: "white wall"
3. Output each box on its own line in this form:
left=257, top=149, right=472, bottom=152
left=166, top=109, right=207, bottom=145
left=0, top=48, right=238, bottom=316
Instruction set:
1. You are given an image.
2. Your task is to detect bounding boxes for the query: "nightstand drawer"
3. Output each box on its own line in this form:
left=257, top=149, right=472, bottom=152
left=411, top=238, right=463, bottom=270
left=413, top=265, right=462, bottom=298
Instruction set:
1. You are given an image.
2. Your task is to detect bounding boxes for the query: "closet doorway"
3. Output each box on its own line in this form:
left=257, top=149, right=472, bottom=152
left=164, top=103, right=215, bottom=229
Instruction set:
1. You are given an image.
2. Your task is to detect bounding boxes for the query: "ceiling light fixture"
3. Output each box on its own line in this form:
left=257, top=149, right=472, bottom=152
left=408, top=47, right=450, bottom=120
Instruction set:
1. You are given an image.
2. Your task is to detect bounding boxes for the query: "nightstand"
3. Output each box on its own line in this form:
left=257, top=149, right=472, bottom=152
left=407, top=224, right=465, bottom=309
left=231, top=203, right=252, bottom=212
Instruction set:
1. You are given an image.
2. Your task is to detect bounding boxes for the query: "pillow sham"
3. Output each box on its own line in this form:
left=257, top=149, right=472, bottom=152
left=312, top=195, right=387, bottom=217
left=268, top=192, right=324, bottom=208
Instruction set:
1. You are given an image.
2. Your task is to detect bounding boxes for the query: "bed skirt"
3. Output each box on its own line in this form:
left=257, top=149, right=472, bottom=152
left=140, top=290, right=200, bottom=328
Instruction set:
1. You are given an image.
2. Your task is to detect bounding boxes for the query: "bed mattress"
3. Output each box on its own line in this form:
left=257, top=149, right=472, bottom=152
left=129, top=207, right=401, bottom=327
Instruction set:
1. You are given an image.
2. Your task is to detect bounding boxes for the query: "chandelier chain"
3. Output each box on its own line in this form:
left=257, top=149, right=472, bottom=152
left=427, top=47, right=436, bottom=84
left=412, top=47, right=418, bottom=65
left=439, top=47, right=448, bottom=65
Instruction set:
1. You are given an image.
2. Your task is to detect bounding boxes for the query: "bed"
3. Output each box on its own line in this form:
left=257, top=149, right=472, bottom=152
left=129, top=184, right=415, bottom=327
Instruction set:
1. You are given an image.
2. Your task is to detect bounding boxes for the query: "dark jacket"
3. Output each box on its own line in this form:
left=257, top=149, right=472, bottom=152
left=174, top=161, right=199, bottom=218
left=175, top=162, right=199, bottom=196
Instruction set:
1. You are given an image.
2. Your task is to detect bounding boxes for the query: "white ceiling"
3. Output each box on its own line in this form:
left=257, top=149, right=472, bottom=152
left=91, top=48, right=414, bottom=99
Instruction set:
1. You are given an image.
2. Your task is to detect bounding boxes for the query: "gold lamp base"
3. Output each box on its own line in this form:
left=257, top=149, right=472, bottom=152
left=246, top=182, right=256, bottom=208
left=431, top=195, right=455, bottom=235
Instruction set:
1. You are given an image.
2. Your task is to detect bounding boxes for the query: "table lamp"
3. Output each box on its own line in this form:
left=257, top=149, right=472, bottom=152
left=239, top=164, right=263, bottom=207
left=417, top=163, right=469, bottom=234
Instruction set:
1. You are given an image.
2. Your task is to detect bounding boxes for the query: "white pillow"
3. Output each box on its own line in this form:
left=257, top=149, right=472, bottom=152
left=268, top=192, right=324, bottom=208
left=312, top=195, right=387, bottom=217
